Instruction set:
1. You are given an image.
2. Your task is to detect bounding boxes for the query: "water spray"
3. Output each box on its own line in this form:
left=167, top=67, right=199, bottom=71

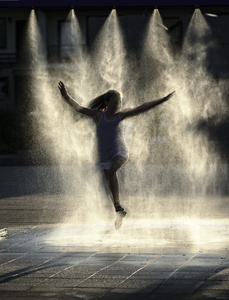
left=24, top=8, right=229, bottom=250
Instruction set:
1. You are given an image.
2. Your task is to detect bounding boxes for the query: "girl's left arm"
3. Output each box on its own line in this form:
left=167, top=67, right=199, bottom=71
left=120, top=91, right=175, bottom=120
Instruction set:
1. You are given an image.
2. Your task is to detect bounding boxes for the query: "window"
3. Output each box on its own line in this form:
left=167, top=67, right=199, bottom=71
left=0, top=77, right=9, bottom=102
left=0, top=18, right=7, bottom=49
left=59, top=21, right=75, bottom=61
left=164, top=18, right=182, bottom=47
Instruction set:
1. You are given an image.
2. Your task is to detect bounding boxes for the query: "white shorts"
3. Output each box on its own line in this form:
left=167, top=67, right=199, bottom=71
left=99, top=151, right=128, bottom=170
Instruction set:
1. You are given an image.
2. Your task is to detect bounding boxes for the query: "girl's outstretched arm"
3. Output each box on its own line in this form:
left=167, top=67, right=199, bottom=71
left=120, top=91, right=175, bottom=120
left=58, top=81, right=101, bottom=122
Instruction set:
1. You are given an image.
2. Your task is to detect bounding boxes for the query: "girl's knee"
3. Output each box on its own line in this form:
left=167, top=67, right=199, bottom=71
left=110, top=156, right=127, bottom=173
left=108, top=168, right=117, bottom=178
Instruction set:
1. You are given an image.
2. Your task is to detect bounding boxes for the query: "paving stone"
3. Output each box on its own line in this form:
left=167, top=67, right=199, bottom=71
left=192, top=289, right=229, bottom=300
left=63, top=287, right=111, bottom=298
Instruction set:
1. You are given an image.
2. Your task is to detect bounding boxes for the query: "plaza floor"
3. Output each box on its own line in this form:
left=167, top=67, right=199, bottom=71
left=0, top=164, right=229, bottom=299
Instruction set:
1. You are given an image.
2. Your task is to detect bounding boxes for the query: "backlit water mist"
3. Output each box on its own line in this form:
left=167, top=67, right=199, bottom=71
left=25, top=9, right=228, bottom=249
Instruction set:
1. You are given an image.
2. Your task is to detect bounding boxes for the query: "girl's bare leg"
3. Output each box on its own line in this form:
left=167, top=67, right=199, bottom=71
left=103, top=156, right=127, bottom=210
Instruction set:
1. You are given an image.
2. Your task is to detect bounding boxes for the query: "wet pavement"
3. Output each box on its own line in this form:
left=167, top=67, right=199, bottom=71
left=1, top=223, right=229, bottom=300
left=0, top=165, right=229, bottom=299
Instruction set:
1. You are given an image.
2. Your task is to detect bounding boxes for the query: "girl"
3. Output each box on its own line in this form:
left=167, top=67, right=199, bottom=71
left=58, top=81, right=175, bottom=221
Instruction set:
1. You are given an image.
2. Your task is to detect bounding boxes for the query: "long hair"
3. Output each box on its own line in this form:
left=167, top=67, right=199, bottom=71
left=89, top=90, right=121, bottom=111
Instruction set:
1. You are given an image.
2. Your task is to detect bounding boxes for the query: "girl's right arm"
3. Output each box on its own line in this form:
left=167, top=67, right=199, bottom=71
left=58, top=81, right=101, bottom=123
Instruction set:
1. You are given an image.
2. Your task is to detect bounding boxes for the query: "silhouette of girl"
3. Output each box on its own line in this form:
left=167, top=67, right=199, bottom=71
left=58, top=81, right=175, bottom=224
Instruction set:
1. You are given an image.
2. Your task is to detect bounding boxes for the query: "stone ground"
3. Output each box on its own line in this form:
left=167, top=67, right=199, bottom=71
left=0, top=163, right=229, bottom=300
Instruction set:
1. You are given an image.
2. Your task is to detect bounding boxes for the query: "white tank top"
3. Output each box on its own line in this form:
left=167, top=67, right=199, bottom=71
left=96, top=111, right=128, bottom=163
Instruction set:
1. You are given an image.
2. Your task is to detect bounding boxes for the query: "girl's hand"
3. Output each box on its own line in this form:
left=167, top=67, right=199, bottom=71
left=58, top=81, right=68, bottom=99
left=165, top=91, right=175, bottom=100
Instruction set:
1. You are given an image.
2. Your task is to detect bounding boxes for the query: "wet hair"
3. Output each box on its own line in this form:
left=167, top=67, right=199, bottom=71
left=89, top=90, right=121, bottom=111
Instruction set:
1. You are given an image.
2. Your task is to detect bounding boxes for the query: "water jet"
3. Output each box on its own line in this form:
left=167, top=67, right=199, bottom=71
left=24, top=8, right=229, bottom=251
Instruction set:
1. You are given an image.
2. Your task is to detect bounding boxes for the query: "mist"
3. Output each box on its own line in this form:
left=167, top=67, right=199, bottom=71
left=24, top=8, right=229, bottom=250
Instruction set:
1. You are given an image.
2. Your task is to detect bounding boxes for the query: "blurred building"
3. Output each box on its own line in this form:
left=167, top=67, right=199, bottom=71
left=0, top=1, right=229, bottom=109
left=0, top=1, right=229, bottom=157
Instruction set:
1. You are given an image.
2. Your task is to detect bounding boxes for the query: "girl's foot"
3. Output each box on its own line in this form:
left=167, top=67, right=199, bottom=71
left=115, top=210, right=126, bottom=230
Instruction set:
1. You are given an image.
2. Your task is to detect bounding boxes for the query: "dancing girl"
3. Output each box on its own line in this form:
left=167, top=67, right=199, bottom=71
left=58, top=81, right=175, bottom=228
